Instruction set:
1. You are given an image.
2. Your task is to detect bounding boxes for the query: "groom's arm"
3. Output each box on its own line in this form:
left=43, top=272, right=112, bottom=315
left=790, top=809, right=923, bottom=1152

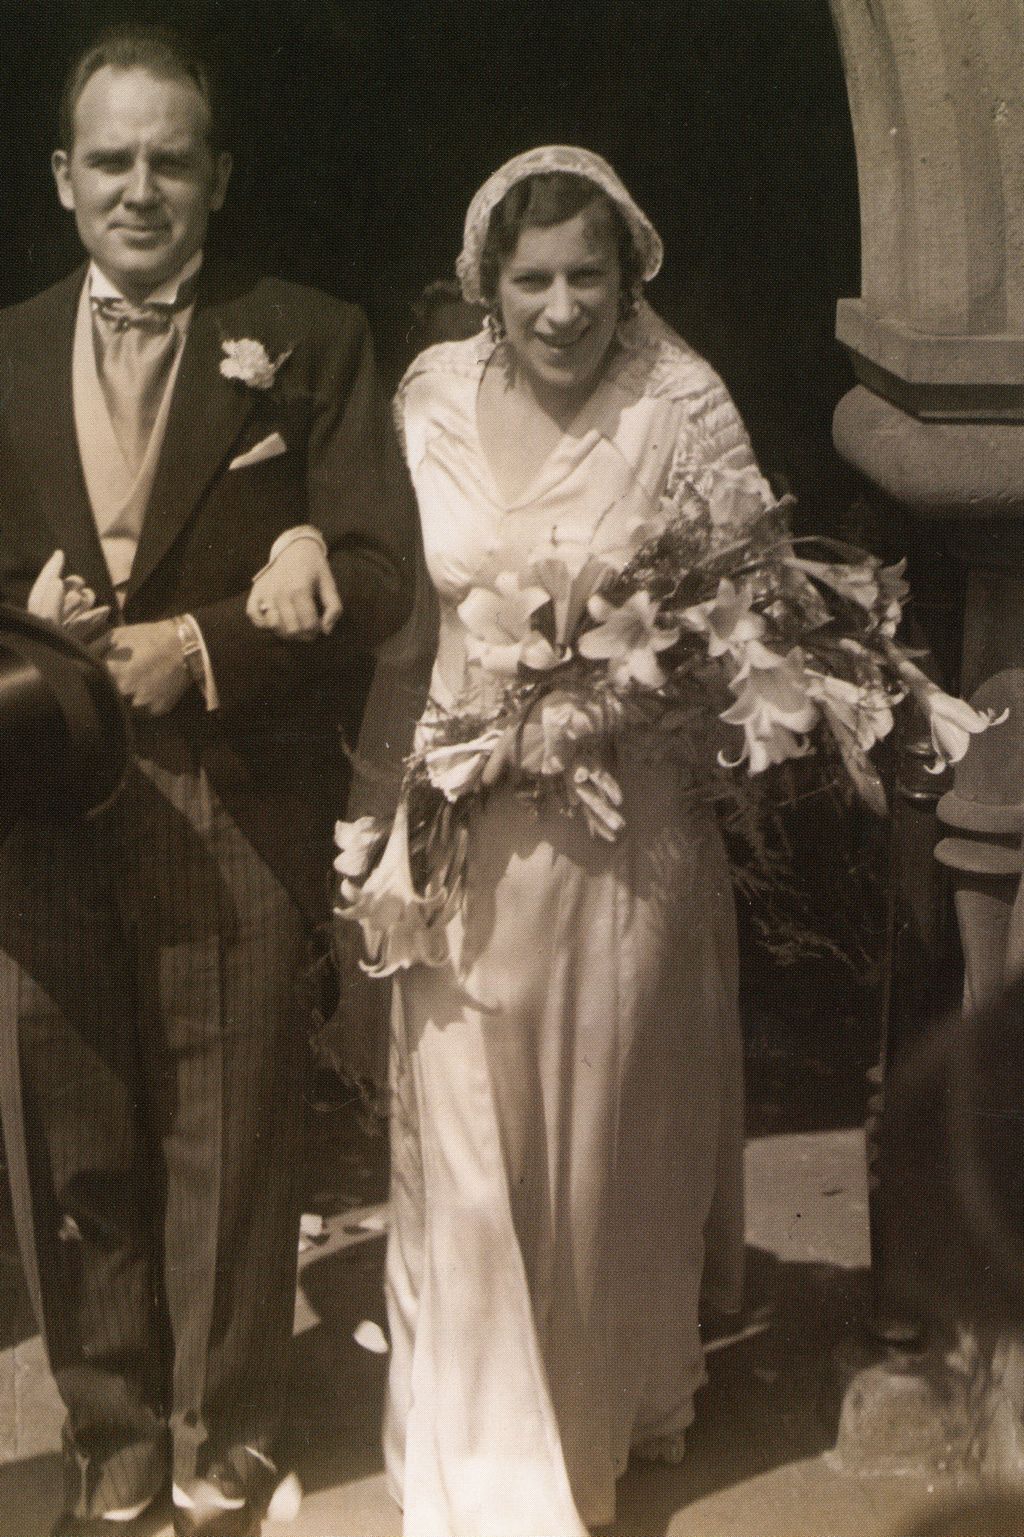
left=188, top=303, right=417, bottom=715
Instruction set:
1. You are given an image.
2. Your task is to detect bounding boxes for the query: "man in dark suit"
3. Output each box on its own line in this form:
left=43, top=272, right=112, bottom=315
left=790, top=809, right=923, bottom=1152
left=0, top=25, right=415, bottom=1537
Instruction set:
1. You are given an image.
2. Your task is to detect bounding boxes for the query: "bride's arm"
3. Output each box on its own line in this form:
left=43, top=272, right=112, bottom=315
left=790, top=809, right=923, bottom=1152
left=247, top=526, right=342, bottom=640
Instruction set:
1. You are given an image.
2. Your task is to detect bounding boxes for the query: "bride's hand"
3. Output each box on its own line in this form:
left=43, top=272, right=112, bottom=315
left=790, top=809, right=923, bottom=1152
left=248, top=535, right=343, bottom=640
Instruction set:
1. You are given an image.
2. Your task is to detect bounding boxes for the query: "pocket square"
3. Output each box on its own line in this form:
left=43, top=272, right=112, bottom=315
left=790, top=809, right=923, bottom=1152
left=229, top=431, right=288, bottom=471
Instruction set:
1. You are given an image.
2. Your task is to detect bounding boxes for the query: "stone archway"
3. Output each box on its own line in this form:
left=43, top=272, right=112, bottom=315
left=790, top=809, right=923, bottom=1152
left=828, top=0, right=1024, bottom=1093
left=828, top=0, right=1024, bottom=1047
left=829, top=0, right=1024, bottom=427
left=826, top=0, right=1024, bottom=1480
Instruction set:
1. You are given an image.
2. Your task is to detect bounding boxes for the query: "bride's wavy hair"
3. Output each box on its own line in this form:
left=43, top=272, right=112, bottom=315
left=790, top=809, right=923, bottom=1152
left=478, top=172, right=644, bottom=328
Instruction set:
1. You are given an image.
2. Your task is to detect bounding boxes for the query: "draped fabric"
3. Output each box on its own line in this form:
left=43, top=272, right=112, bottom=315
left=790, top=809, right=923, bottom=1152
left=381, top=309, right=753, bottom=1536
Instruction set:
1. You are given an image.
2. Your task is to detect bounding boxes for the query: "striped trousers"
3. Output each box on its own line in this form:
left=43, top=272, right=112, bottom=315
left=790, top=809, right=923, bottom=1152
left=0, top=726, right=308, bottom=1519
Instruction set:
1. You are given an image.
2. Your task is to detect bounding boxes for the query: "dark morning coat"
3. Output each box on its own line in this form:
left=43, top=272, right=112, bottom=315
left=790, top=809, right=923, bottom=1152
left=0, top=259, right=417, bottom=919
left=0, top=261, right=417, bottom=1511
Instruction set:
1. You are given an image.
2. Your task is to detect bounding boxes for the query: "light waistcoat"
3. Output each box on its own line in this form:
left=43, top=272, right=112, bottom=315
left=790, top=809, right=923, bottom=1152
left=72, top=261, right=197, bottom=594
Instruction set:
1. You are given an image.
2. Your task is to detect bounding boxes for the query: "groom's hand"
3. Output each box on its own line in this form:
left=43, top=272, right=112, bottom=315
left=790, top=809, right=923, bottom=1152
left=102, top=621, right=189, bottom=716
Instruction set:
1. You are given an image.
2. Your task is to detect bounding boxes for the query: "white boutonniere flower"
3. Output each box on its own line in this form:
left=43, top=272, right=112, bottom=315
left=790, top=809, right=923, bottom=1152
left=220, top=337, right=292, bottom=390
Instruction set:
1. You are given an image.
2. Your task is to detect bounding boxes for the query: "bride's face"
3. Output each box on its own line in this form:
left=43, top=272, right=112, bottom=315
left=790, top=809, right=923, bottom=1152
left=496, top=199, right=622, bottom=401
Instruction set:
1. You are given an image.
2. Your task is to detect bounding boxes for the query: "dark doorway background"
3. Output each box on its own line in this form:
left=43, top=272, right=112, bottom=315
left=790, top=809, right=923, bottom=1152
left=0, top=0, right=860, bottom=514
left=8, top=0, right=959, bottom=1052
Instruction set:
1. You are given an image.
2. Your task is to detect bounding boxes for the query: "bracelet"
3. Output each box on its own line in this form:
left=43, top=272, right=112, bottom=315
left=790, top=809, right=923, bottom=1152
left=252, top=527, right=328, bottom=585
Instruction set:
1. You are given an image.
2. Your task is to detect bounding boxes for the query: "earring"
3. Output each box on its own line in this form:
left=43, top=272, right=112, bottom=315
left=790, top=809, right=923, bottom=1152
left=616, top=282, right=642, bottom=347
left=485, top=309, right=516, bottom=385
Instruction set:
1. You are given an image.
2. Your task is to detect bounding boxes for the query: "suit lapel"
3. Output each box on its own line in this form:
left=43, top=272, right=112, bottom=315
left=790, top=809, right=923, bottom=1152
left=18, top=270, right=116, bottom=606
left=126, top=268, right=256, bottom=602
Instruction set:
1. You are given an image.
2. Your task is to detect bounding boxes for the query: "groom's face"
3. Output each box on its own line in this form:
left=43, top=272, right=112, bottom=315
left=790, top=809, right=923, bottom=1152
left=52, top=65, right=232, bottom=301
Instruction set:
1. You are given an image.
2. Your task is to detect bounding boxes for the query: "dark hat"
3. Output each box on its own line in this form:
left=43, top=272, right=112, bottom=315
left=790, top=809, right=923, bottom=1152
left=0, top=604, right=131, bottom=834
left=935, top=669, right=1024, bottom=876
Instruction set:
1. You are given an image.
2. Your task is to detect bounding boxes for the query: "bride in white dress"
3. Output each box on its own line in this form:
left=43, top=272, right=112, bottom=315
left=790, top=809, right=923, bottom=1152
left=251, top=146, right=762, bottom=1537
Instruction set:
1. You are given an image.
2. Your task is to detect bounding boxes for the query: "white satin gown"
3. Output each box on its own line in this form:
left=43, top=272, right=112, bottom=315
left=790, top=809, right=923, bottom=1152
left=382, top=310, right=755, bottom=1536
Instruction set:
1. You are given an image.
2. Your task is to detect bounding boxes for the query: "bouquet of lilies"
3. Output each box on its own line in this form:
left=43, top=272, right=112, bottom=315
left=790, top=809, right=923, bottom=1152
left=335, top=460, right=1003, bottom=977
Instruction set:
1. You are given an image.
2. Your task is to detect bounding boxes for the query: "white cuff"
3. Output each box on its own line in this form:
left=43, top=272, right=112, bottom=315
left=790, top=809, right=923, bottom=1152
left=179, top=613, right=220, bottom=712
left=252, top=526, right=328, bottom=584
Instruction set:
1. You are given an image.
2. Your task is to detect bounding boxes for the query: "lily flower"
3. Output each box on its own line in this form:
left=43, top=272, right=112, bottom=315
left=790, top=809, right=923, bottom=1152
left=625, top=508, right=673, bottom=551
left=804, top=673, right=895, bottom=752
left=693, top=462, right=773, bottom=533
left=719, top=649, right=819, bottom=774
left=579, top=591, right=681, bottom=688
left=336, top=802, right=449, bottom=976
left=424, top=727, right=507, bottom=801
left=528, top=544, right=611, bottom=645
left=333, top=815, right=388, bottom=881
left=892, top=655, right=1008, bottom=769
left=876, top=559, right=909, bottom=637
left=681, top=578, right=777, bottom=668
left=517, top=692, right=608, bottom=777
left=924, top=692, right=1006, bottom=770
left=720, top=719, right=815, bottom=776
left=786, top=554, right=880, bottom=612
left=459, top=572, right=562, bottom=674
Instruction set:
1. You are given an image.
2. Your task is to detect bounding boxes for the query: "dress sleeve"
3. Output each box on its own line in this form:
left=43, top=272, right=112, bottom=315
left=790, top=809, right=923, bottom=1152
left=644, top=306, right=759, bottom=481
left=391, top=350, right=445, bottom=478
left=685, top=374, right=758, bottom=476
left=662, top=361, right=774, bottom=546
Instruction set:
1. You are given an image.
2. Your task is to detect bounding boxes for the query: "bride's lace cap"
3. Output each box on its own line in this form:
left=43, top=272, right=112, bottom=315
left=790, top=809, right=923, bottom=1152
left=456, top=145, right=664, bottom=306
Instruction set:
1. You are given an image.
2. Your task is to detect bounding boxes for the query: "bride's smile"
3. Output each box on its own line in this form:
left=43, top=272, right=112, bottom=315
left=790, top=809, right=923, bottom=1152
left=496, top=203, right=622, bottom=401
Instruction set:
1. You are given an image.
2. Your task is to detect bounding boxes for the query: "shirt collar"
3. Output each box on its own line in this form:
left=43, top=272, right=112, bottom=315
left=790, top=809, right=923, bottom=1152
left=88, top=250, right=203, bottom=306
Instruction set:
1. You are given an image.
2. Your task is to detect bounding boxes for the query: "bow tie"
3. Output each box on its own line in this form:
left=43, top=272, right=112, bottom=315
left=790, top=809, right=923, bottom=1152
left=90, top=276, right=198, bottom=334
left=91, top=296, right=175, bottom=333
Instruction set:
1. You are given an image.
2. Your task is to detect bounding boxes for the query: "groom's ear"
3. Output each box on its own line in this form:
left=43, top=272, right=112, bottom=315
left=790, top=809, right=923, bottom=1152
left=52, top=149, right=76, bottom=211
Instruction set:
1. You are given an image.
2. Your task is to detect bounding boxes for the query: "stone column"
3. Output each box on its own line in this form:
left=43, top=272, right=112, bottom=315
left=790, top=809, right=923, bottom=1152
left=827, top=0, right=1024, bottom=1477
